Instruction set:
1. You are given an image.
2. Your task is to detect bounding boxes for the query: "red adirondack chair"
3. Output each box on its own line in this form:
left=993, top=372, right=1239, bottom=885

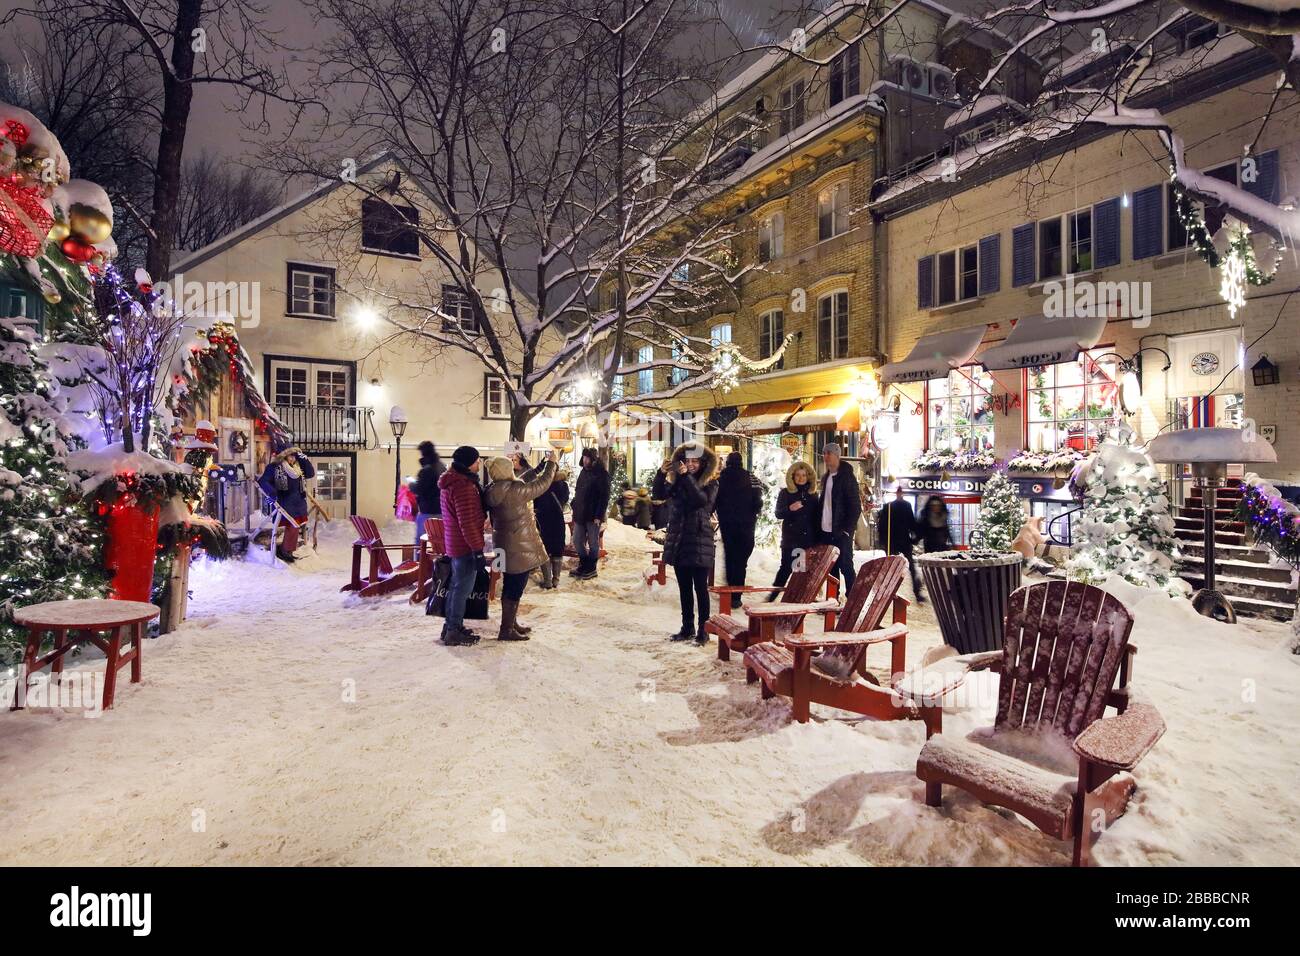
left=341, top=516, right=421, bottom=598
left=897, top=579, right=1163, bottom=866
left=744, top=555, right=930, bottom=727
left=706, top=544, right=840, bottom=662
left=410, top=517, right=445, bottom=604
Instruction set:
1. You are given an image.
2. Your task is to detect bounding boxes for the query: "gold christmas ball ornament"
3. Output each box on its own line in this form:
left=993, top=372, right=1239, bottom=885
left=47, top=221, right=71, bottom=242
left=43, top=288, right=62, bottom=305
left=67, top=204, right=112, bottom=244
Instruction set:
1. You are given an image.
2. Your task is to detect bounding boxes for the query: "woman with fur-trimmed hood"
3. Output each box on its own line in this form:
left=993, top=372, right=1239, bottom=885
left=662, top=441, right=719, bottom=645
left=767, top=458, right=818, bottom=599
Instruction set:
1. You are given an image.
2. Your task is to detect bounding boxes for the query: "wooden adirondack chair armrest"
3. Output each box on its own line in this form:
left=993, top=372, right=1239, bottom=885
left=891, top=595, right=909, bottom=624
left=709, top=585, right=781, bottom=595
left=780, top=622, right=907, bottom=649
left=1072, top=696, right=1166, bottom=771
left=893, top=648, right=1003, bottom=703
left=743, top=599, right=839, bottom=619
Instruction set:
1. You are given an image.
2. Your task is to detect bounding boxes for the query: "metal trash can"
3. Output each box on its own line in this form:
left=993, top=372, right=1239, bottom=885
left=918, top=550, right=1023, bottom=654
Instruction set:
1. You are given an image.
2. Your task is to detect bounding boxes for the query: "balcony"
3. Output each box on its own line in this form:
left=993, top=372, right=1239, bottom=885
left=272, top=404, right=379, bottom=450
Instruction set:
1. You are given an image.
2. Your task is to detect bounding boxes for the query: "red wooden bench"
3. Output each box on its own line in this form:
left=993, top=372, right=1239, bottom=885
left=744, top=555, right=926, bottom=728
left=341, top=515, right=421, bottom=598
left=897, top=579, right=1161, bottom=866
left=705, top=544, right=840, bottom=663
left=645, top=542, right=714, bottom=588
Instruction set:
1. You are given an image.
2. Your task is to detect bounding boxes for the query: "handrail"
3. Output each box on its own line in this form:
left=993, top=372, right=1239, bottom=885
left=1047, top=506, right=1083, bottom=547
left=272, top=404, right=379, bottom=450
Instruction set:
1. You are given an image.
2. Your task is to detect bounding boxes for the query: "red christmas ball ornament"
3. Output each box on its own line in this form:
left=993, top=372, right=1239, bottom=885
left=3, top=119, right=30, bottom=146
left=61, top=236, right=96, bottom=263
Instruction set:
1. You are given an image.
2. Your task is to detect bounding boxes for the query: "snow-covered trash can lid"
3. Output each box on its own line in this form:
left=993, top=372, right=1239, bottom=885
left=917, top=549, right=1022, bottom=567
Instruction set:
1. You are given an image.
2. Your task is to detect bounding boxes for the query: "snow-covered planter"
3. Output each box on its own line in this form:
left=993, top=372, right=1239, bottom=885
left=912, top=449, right=997, bottom=473
left=1006, top=447, right=1089, bottom=475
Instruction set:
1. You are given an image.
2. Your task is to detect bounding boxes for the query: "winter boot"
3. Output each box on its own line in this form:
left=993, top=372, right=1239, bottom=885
left=441, top=623, right=479, bottom=647
left=538, top=560, right=554, bottom=590
left=497, top=599, right=530, bottom=641
left=670, top=616, right=695, bottom=642
left=693, top=626, right=709, bottom=646
left=551, top=557, right=563, bottom=588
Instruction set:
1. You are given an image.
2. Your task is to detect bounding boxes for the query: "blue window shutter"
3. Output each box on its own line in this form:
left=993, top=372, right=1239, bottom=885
left=1132, top=185, right=1164, bottom=260
left=917, top=255, right=934, bottom=309
left=978, top=234, right=1000, bottom=295
left=1093, top=197, right=1121, bottom=268
left=1012, top=223, right=1035, bottom=287
left=1244, top=149, right=1280, bottom=205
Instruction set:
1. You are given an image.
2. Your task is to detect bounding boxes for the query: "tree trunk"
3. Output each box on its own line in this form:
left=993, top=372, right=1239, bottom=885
left=146, top=0, right=204, bottom=280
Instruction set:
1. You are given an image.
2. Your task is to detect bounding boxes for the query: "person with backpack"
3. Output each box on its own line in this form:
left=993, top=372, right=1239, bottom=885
left=713, top=451, right=763, bottom=606
left=662, top=442, right=720, bottom=645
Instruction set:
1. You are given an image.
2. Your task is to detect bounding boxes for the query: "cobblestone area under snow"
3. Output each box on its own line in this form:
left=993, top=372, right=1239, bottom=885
left=1, top=521, right=1297, bottom=866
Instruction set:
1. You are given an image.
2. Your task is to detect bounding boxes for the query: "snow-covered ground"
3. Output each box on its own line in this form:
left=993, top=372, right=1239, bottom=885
left=1, top=520, right=1297, bottom=866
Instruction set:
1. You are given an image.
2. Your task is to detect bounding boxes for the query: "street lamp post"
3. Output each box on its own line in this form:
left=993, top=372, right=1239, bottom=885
left=389, top=405, right=409, bottom=509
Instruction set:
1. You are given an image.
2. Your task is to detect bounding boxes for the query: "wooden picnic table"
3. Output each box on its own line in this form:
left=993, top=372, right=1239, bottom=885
left=11, top=599, right=160, bottom=711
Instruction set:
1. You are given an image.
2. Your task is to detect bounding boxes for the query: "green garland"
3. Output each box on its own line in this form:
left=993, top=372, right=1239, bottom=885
left=1173, top=188, right=1278, bottom=286
left=82, top=469, right=203, bottom=514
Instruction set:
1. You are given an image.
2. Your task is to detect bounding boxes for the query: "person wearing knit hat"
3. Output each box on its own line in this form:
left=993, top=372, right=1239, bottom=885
left=437, top=445, right=486, bottom=646
left=484, top=451, right=558, bottom=641
left=256, top=440, right=316, bottom=562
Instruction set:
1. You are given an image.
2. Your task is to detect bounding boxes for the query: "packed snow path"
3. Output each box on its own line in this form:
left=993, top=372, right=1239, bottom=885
left=1, top=522, right=1297, bottom=866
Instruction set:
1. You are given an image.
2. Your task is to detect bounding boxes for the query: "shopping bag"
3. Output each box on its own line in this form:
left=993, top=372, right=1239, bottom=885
left=463, top=558, right=491, bottom=620
left=424, top=555, right=454, bottom=617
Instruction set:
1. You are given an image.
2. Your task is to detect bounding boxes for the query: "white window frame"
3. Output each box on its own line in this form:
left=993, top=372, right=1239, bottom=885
left=269, top=358, right=352, bottom=408
left=483, top=374, right=512, bottom=419
left=778, top=78, right=806, bottom=137
left=287, top=263, right=336, bottom=319
left=759, top=211, right=784, bottom=263
left=636, top=344, right=654, bottom=394
left=818, top=181, right=849, bottom=241
left=440, top=284, right=478, bottom=335
left=934, top=242, right=980, bottom=306
left=1037, top=205, right=1094, bottom=281
left=759, top=308, right=784, bottom=369
left=816, top=291, right=848, bottom=362
left=710, top=322, right=732, bottom=346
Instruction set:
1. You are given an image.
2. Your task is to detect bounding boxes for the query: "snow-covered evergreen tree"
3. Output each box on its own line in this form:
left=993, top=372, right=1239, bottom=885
left=0, top=316, right=107, bottom=661
left=1066, top=436, right=1182, bottom=595
left=973, top=471, right=1024, bottom=552
left=750, top=441, right=791, bottom=549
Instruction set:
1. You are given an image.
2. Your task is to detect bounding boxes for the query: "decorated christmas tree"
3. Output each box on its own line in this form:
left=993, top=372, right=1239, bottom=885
left=1065, top=433, right=1182, bottom=595
left=973, top=470, right=1025, bottom=552
left=751, top=439, right=790, bottom=549
left=0, top=316, right=108, bottom=661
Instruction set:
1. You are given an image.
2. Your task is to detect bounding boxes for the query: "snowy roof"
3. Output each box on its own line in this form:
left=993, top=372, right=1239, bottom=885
left=943, top=94, right=1026, bottom=132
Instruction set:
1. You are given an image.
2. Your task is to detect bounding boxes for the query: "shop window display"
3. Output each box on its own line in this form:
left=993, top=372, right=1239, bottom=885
left=927, top=367, right=994, bottom=453
left=1025, top=350, right=1120, bottom=453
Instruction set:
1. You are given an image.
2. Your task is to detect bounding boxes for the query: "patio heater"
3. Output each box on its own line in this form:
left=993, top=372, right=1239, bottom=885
left=1147, top=427, right=1276, bottom=623
left=389, top=405, right=409, bottom=508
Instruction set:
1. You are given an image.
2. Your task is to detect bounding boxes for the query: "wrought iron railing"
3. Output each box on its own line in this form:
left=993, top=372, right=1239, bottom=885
left=273, top=404, right=378, bottom=450
left=1047, top=506, right=1082, bottom=547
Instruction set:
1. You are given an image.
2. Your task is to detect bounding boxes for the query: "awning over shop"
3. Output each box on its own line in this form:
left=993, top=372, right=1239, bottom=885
left=880, top=325, right=987, bottom=383
left=978, top=313, right=1107, bottom=371
left=731, top=399, right=802, bottom=434
left=787, top=394, right=860, bottom=433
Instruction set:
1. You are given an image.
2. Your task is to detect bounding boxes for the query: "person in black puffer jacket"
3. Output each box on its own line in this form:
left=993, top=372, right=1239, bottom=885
left=570, top=448, right=610, bottom=579
left=410, top=440, right=445, bottom=546
left=816, top=443, right=862, bottom=593
left=768, top=459, right=818, bottom=601
left=662, top=441, right=720, bottom=645
left=713, top=451, right=763, bottom=605
left=523, top=456, right=570, bottom=589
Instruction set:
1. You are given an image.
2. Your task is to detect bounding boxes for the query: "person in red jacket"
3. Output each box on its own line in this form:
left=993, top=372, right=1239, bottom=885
left=438, top=445, right=487, bottom=646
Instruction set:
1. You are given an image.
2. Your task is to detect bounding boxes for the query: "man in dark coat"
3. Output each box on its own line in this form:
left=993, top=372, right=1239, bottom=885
left=410, top=440, right=445, bottom=546
left=525, top=457, right=569, bottom=589
left=663, top=442, right=719, bottom=645
left=713, top=451, right=763, bottom=605
left=878, top=486, right=924, bottom=603
left=816, top=442, right=861, bottom=593
left=570, top=448, right=610, bottom=580
left=257, top=440, right=315, bottom=563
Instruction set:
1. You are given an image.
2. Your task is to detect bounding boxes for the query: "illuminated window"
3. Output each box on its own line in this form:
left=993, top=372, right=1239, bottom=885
left=927, top=366, right=994, bottom=452
left=1026, top=349, right=1121, bottom=452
